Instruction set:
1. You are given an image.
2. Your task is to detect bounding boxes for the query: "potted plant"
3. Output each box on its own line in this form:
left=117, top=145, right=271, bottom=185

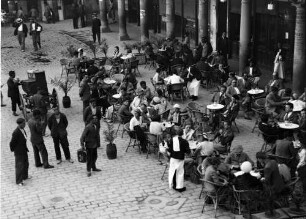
left=103, top=122, right=117, bottom=159
left=50, top=77, right=75, bottom=108
left=100, top=38, right=109, bottom=57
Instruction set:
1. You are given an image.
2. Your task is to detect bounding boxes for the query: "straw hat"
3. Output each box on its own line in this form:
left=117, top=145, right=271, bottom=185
left=173, top=104, right=180, bottom=109
left=240, top=161, right=252, bottom=173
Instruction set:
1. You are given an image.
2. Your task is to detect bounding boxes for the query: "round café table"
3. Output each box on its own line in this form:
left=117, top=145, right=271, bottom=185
left=112, top=93, right=122, bottom=99
left=289, top=100, right=306, bottom=112
left=207, top=103, right=225, bottom=111
left=278, top=122, right=299, bottom=130
left=247, top=89, right=264, bottom=95
left=104, top=78, right=117, bottom=85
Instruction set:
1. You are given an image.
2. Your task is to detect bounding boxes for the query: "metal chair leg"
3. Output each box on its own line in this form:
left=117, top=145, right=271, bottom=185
left=116, top=123, right=121, bottom=135
left=161, top=163, right=168, bottom=180
left=125, top=137, right=132, bottom=152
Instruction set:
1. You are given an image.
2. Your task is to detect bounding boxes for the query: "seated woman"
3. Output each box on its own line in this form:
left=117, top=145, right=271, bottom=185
left=224, top=145, right=254, bottom=172
left=213, top=121, right=234, bottom=154
left=168, top=104, right=183, bottom=126
left=151, top=89, right=167, bottom=114
left=182, top=124, right=195, bottom=141
left=129, top=109, right=147, bottom=152
left=204, top=157, right=229, bottom=193
left=113, top=46, right=122, bottom=60
left=149, top=115, right=166, bottom=136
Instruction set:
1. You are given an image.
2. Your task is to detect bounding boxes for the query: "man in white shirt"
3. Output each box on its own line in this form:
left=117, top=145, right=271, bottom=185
left=29, top=18, right=43, bottom=51
left=129, top=109, right=148, bottom=152
left=14, top=18, right=28, bottom=52
left=149, top=115, right=166, bottom=135
left=130, top=90, right=148, bottom=113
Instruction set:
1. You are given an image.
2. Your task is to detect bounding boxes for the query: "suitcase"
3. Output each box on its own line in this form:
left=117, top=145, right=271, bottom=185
left=77, top=148, right=87, bottom=163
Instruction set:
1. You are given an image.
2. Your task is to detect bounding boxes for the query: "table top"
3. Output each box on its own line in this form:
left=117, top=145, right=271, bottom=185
left=247, top=89, right=264, bottom=95
left=104, top=78, right=116, bottom=84
left=112, top=93, right=122, bottom=99
left=188, top=141, right=198, bottom=150
left=278, top=122, right=299, bottom=129
left=289, top=100, right=306, bottom=112
left=121, top=55, right=133, bottom=60
left=207, top=103, right=224, bottom=110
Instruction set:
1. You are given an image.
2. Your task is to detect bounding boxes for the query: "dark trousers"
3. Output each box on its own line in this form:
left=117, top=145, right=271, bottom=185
left=92, top=31, right=101, bottom=44
left=11, top=97, right=21, bottom=112
left=15, top=153, right=29, bottom=184
left=31, top=32, right=40, bottom=51
left=80, top=15, right=86, bottom=27
left=73, top=17, right=79, bottom=29
left=298, top=165, right=306, bottom=193
left=32, top=142, right=49, bottom=167
left=86, top=147, right=97, bottom=172
left=83, top=100, right=89, bottom=112
left=134, top=125, right=147, bottom=151
left=53, top=135, right=70, bottom=160
left=17, top=31, right=25, bottom=50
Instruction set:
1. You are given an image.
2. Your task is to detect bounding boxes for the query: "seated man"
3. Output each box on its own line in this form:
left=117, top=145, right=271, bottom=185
left=170, top=52, right=184, bottom=66
left=182, top=124, right=195, bottom=141
left=265, top=74, right=282, bottom=93
left=211, top=85, right=231, bottom=106
left=279, top=102, right=299, bottom=124
left=243, top=60, right=261, bottom=86
left=86, top=59, right=99, bottom=78
left=214, top=121, right=234, bottom=154
left=224, top=145, right=254, bottom=171
left=223, top=72, right=237, bottom=87
left=193, top=133, right=214, bottom=165
left=150, top=97, right=165, bottom=115
left=118, top=99, right=133, bottom=124
left=226, top=79, right=241, bottom=98
left=129, top=109, right=147, bottom=152
left=273, top=133, right=297, bottom=168
left=222, top=94, right=240, bottom=121
left=166, top=69, right=184, bottom=102
left=279, top=88, right=293, bottom=101
left=215, top=63, right=229, bottom=85
left=265, top=86, right=286, bottom=116
left=168, top=104, right=183, bottom=126
left=136, top=81, right=153, bottom=102
left=130, top=90, right=148, bottom=113
left=258, top=114, right=281, bottom=143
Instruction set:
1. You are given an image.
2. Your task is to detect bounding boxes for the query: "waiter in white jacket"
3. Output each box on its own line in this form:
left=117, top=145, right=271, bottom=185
left=168, top=126, right=190, bottom=192
left=187, top=66, right=202, bottom=101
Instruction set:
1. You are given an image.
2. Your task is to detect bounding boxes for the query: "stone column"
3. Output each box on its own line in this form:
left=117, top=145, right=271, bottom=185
left=209, top=0, right=218, bottom=51
left=99, top=0, right=111, bottom=32
left=239, top=0, right=251, bottom=75
left=140, top=0, right=149, bottom=42
left=118, top=0, right=130, bottom=41
left=292, top=3, right=305, bottom=95
left=198, top=0, right=208, bottom=42
left=166, top=0, right=175, bottom=39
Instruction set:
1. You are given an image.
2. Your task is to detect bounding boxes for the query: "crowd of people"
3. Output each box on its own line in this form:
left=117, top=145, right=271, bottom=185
left=7, top=15, right=306, bottom=215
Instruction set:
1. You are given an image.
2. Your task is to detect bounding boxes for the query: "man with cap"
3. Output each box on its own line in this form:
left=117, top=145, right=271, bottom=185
left=10, top=118, right=30, bottom=186
left=29, top=17, right=43, bottom=51
left=84, top=98, right=102, bottom=147
left=91, top=13, right=101, bottom=44
left=168, top=126, right=190, bottom=192
left=168, top=104, right=182, bottom=126
left=7, top=70, right=22, bottom=116
left=13, top=18, right=28, bottom=52
left=80, top=116, right=101, bottom=177
left=28, top=109, right=54, bottom=169
left=48, top=107, right=73, bottom=164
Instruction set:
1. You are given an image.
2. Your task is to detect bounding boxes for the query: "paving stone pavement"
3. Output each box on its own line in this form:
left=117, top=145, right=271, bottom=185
left=1, top=19, right=263, bottom=219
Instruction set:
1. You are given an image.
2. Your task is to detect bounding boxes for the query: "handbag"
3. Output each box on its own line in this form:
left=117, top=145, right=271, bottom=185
left=77, top=148, right=87, bottom=163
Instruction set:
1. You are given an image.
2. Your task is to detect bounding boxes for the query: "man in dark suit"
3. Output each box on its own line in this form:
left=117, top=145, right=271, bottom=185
left=211, top=85, right=230, bottom=106
left=48, top=107, right=73, bottom=164
left=91, top=13, right=101, bottom=44
left=10, top=118, right=29, bottom=186
left=32, top=89, right=48, bottom=136
left=28, top=109, right=54, bottom=169
left=217, top=32, right=229, bottom=64
left=279, top=102, right=299, bottom=124
left=80, top=116, right=101, bottom=177
left=7, top=71, right=22, bottom=116
left=79, top=75, right=91, bottom=112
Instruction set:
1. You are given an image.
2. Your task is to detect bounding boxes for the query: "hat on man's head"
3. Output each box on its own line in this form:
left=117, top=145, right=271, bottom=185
left=153, top=97, right=161, bottom=104
left=16, top=18, right=23, bottom=23
left=134, top=108, right=141, bottom=114
left=231, top=145, right=243, bottom=153
left=16, top=118, right=25, bottom=124
left=202, top=132, right=208, bottom=139
left=173, top=104, right=180, bottom=109
left=240, top=161, right=252, bottom=173
left=78, top=48, right=83, bottom=52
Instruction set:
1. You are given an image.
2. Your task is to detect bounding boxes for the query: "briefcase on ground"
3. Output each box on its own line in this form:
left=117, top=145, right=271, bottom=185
left=77, top=148, right=87, bottom=163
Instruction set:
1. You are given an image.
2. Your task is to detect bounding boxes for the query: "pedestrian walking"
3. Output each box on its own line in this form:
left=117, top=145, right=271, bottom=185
left=79, top=75, right=91, bottom=111
left=10, top=118, right=30, bottom=186
left=31, top=89, right=48, bottom=136
left=7, top=71, right=22, bottom=116
left=80, top=116, right=101, bottom=177
left=72, top=3, right=79, bottom=29
left=79, top=3, right=86, bottom=28
left=48, top=107, right=73, bottom=165
left=28, top=109, right=54, bottom=169
left=29, top=18, right=43, bottom=51
left=91, top=13, right=101, bottom=44
left=13, top=18, right=28, bottom=52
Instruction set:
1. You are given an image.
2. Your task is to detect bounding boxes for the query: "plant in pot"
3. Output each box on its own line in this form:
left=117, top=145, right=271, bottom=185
left=100, top=38, right=109, bottom=57
left=103, top=121, right=117, bottom=159
left=50, top=76, right=75, bottom=108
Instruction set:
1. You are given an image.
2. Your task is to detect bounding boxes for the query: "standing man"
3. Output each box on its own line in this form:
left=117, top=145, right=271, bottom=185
left=10, top=118, right=29, bottom=186
left=31, top=89, right=48, bottom=136
left=13, top=18, right=28, bottom=52
left=29, top=18, right=43, bottom=51
left=28, top=109, right=54, bottom=169
left=48, top=107, right=73, bottom=164
left=217, top=32, right=229, bottom=64
left=7, top=70, right=22, bottom=116
left=168, top=126, right=190, bottom=192
left=80, top=116, right=101, bottom=177
left=91, top=13, right=101, bottom=44
left=79, top=75, right=91, bottom=112
left=72, top=3, right=79, bottom=29
left=79, top=3, right=86, bottom=28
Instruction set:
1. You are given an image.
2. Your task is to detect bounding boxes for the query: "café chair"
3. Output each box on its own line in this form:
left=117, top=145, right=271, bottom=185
left=170, top=83, right=185, bottom=102
left=124, top=123, right=141, bottom=154
left=159, top=109, right=170, bottom=121
left=128, top=60, right=141, bottom=76
left=116, top=114, right=132, bottom=138
left=200, top=179, right=229, bottom=218
left=251, top=98, right=266, bottom=134
left=145, top=132, right=160, bottom=159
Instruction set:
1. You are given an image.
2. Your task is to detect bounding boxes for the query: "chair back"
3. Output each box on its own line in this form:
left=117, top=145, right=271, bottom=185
left=160, top=109, right=170, bottom=120
left=254, top=98, right=266, bottom=109
left=124, top=123, right=136, bottom=139
left=130, top=59, right=139, bottom=69
left=146, top=132, right=158, bottom=145
left=171, top=83, right=184, bottom=92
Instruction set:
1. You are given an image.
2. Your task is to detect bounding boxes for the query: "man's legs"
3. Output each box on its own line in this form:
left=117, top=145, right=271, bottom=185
left=53, top=136, right=62, bottom=160
left=36, top=143, right=50, bottom=168
left=18, top=32, right=25, bottom=51
left=59, top=136, right=71, bottom=160
left=11, top=97, right=17, bottom=115
left=37, top=33, right=41, bottom=49
left=23, top=153, right=29, bottom=180
left=86, top=148, right=93, bottom=174
left=32, top=144, right=42, bottom=166
left=92, top=147, right=98, bottom=170
left=97, top=31, right=101, bottom=44
left=92, top=31, right=96, bottom=43
left=15, top=155, right=25, bottom=184
left=32, top=33, right=38, bottom=51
